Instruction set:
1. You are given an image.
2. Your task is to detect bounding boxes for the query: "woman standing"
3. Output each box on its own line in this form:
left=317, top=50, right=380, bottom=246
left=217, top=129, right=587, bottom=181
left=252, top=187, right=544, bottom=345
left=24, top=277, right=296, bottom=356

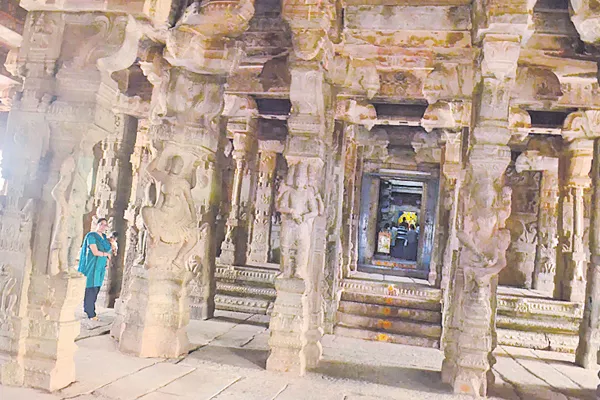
left=78, top=218, right=112, bottom=320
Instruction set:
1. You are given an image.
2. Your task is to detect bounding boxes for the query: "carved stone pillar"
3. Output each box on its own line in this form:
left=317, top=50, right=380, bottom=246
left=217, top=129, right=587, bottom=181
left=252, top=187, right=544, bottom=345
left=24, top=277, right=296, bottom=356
left=514, top=150, right=559, bottom=294
left=219, top=96, right=258, bottom=266
left=441, top=34, right=521, bottom=397
left=266, top=63, right=330, bottom=375
left=113, top=0, right=255, bottom=357
left=248, top=140, right=284, bottom=265
left=556, top=138, right=593, bottom=302
left=117, top=66, right=226, bottom=357
left=111, top=121, right=151, bottom=340
left=0, top=9, right=128, bottom=391
left=577, top=138, right=600, bottom=369
left=559, top=110, right=600, bottom=369
left=95, top=114, right=138, bottom=308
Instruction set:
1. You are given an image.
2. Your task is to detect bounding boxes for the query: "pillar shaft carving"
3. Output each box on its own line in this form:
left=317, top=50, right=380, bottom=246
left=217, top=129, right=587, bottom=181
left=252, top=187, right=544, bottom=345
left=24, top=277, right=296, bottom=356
left=568, top=110, right=600, bottom=369
left=248, top=141, right=284, bottom=265
left=442, top=34, right=520, bottom=397
left=267, top=61, right=330, bottom=375
left=514, top=150, right=559, bottom=294
left=577, top=139, right=600, bottom=369
left=95, top=114, right=138, bottom=309
left=118, top=62, right=227, bottom=357
left=557, top=138, right=593, bottom=302
left=115, top=0, right=255, bottom=356
left=219, top=95, right=259, bottom=266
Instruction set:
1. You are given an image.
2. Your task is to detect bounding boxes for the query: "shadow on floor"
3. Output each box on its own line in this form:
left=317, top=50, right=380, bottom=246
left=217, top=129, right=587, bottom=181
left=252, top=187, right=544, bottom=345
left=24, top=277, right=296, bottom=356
left=314, top=359, right=452, bottom=395
left=494, top=351, right=575, bottom=368
left=211, top=315, right=270, bottom=328
left=188, top=345, right=269, bottom=370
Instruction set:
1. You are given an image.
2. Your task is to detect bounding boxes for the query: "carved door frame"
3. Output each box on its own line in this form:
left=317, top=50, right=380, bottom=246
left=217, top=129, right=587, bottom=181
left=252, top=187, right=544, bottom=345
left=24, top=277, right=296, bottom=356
left=356, top=168, right=439, bottom=280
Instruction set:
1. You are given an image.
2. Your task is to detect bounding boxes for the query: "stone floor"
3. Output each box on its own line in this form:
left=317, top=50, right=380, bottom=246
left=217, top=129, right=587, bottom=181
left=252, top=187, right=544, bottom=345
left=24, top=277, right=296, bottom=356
left=1, top=310, right=599, bottom=400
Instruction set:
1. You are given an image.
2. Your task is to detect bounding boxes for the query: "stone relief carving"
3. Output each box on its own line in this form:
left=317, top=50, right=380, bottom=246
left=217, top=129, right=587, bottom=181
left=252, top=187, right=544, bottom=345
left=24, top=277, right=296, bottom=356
left=0, top=264, right=17, bottom=334
left=142, top=147, right=203, bottom=271
left=277, top=159, right=325, bottom=279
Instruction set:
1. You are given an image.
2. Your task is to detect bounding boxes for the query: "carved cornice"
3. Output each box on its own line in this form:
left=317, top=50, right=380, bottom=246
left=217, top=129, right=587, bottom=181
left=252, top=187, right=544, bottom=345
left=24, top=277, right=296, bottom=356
left=421, top=101, right=471, bottom=133
left=514, top=67, right=563, bottom=105
left=335, top=99, right=377, bottom=130
left=508, top=106, right=531, bottom=143
left=515, top=150, right=559, bottom=174
left=563, top=109, right=600, bottom=141
left=422, top=64, right=473, bottom=104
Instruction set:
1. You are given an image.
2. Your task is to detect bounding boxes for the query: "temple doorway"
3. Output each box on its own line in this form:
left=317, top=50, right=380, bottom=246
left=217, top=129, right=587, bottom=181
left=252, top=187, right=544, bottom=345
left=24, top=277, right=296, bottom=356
left=357, top=169, right=438, bottom=279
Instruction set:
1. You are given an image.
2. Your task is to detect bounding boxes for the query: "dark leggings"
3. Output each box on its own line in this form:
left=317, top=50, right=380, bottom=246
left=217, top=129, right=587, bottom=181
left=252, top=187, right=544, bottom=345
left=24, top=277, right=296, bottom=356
left=84, top=286, right=101, bottom=318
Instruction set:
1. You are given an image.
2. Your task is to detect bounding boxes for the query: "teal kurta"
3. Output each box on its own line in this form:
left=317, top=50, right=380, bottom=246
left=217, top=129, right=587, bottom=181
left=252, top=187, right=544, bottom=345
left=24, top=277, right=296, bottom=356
left=77, top=232, right=111, bottom=288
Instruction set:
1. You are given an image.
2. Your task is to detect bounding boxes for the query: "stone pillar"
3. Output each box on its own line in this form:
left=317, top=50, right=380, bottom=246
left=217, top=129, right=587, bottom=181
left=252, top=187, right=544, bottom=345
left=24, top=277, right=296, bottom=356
left=116, top=1, right=256, bottom=356
left=95, top=114, right=138, bottom=308
left=577, top=138, right=600, bottom=369
left=111, top=121, right=151, bottom=340
left=219, top=96, right=258, bottom=266
left=117, top=65, right=226, bottom=357
left=514, top=150, right=559, bottom=294
left=247, top=140, right=284, bottom=265
left=556, top=138, right=593, bottom=302
left=441, top=34, right=520, bottom=397
left=0, top=9, right=128, bottom=391
left=557, top=110, right=600, bottom=369
left=266, top=63, right=330, bottom=374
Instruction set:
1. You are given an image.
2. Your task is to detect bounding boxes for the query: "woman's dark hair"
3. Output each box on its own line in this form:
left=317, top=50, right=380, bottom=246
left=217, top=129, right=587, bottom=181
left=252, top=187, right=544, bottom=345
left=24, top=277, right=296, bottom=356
left=96, top=218, right=108, bottom=225
left=409, top=224, right=415, bottom=230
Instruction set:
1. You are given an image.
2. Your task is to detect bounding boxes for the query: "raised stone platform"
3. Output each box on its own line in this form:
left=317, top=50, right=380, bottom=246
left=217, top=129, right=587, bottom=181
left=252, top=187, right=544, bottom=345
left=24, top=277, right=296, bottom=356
left=496, top=288, right=583, bottom=353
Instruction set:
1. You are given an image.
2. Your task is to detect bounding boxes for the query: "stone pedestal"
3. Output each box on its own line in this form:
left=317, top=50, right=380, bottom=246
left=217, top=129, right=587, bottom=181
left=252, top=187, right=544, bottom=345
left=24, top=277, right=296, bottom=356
left=118, top=267, right=190, bottom=358
left=267, top=277, right=322, bottom=374
left=23, top=272, right=84, bottom=391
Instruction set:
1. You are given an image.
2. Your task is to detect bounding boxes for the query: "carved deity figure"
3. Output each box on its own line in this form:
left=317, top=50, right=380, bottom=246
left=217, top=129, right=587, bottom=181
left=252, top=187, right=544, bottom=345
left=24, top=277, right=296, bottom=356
left=142, top=153, right=198, bottom=269
left=49, top=156, right=76, bottom=274
left=458, top=180, right=512, bottom=310
left=0, top=264, right=17, bottom=333
left=277, top=161, right=324, bottom=279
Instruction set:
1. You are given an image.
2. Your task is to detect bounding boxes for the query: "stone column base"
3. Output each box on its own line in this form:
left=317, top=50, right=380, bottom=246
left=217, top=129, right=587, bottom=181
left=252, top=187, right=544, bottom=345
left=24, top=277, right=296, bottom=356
left=23, top=271, right=85, bottom=392
left=266, top=277, right=322, bottom=375
left=117, top=267, right=190, bottom=358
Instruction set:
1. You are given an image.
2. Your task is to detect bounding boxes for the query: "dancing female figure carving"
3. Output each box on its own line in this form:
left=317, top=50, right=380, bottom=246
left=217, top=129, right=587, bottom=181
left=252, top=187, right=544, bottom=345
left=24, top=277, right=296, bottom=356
left=142, top=152, right=198, bottom=269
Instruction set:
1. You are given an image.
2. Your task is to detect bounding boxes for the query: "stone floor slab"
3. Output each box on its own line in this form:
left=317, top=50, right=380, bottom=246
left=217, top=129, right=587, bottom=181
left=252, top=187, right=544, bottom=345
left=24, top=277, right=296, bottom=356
left=211, top=374, right=287, bottom=399
left=95, top=362, right=195, bottom=400
left=61, top=336, right=158, bottom=398
left=157, top=368, right=242, bottom=399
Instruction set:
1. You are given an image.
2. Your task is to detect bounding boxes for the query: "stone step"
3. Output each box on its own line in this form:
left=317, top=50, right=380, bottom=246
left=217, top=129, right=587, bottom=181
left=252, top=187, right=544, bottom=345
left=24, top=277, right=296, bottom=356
left=497, top=328, right=578, bottom=353
left=338, top=300, right=442, bottom=324
left=340, top=291, right=441, bottom=311
left=336, top=312, right=441, bottom=339
left=497, top=295, right=583, bottom=319
left=496, top=314, right=580, bottom=335
left=334, top=325, right=440, bottom=348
